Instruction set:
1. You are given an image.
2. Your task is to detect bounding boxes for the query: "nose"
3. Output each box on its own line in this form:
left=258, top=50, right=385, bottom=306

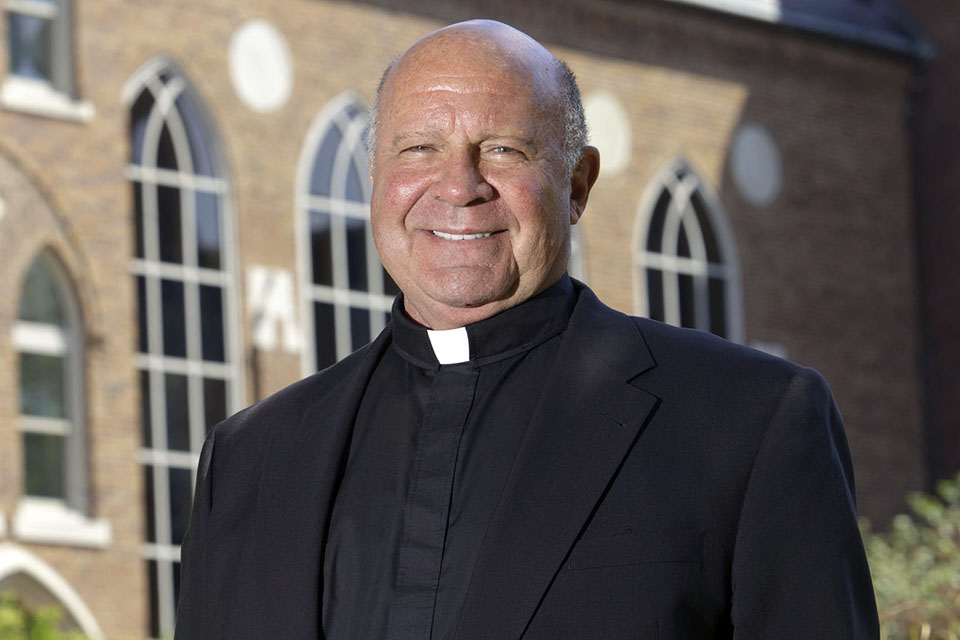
left=435, top=149, right=495, bottom=206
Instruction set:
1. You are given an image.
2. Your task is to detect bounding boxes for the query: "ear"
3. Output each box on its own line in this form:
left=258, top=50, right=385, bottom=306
left=569, top=145, right=600, bottom=225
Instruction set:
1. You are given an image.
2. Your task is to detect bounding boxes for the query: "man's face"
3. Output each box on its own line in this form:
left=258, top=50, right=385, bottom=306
left=370, top=35, right=580, bottom=329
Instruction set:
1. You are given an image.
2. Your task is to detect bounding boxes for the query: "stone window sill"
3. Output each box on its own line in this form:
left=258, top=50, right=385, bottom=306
left=0, top=76, right=94, bottom=123
left=12, top=498, right=111, bottom=548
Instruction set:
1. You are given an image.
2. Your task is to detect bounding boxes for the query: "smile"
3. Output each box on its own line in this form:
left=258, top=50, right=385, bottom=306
left=431, top=230, right=494, bottom=240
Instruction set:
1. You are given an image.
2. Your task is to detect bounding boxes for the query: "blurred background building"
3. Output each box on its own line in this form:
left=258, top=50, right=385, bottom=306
left=0, top=0, right=954, bottom=637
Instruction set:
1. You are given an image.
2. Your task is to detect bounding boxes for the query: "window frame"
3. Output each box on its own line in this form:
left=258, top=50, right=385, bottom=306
left=0, top=0, right=93, bottom=121
left=295, top=91, right=395, bottom=375
left=123, top=57, right=243, bottom=638
left=11, top=251, right=110, bottom=549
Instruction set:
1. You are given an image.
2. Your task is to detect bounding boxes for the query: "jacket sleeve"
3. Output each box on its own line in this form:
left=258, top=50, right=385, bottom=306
left=730, top=367, right=879, bottom=638
left=174, top=428, right=217, bottom=639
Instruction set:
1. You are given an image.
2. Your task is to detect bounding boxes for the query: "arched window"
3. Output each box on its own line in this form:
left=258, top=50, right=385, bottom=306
left=13, top=252, right=86, bottom=511
left=125, top=60, right=240, bottom=638
left=634, top=160, right=742, bottom=342
left=296, top=92, right=398, bottom=373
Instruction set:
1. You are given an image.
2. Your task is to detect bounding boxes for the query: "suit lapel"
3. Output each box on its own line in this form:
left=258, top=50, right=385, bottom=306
left=247, top=330, right=392, bottom=636
left=455, top=287, right=659, bottom=640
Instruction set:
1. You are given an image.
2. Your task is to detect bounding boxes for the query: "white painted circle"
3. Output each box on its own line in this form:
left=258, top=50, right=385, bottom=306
left=583, top=90, right=632, bottom=177
left=730, top=122, right=782, bottom=206
left=228, top=20, right=293, bottom=113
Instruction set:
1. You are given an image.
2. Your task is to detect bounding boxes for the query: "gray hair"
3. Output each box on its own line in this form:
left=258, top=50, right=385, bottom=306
left=365, top=58, right=588, bottom=179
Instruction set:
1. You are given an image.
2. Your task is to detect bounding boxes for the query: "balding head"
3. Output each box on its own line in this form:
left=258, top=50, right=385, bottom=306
left=367, top=20, right=587, bottom=178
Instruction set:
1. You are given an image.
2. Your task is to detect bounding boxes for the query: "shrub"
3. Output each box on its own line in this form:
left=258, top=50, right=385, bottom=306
left=862, top=473, right=960, bottom=640
left=0, top=591, right=88, bottom=640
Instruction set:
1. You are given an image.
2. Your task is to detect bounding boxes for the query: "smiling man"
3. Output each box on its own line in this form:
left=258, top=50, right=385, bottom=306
left=175, top=20, right=879, bottom=640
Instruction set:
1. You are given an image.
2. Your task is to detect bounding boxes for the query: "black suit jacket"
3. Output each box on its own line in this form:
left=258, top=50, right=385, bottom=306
left=175, top=283, right=879, bottom=639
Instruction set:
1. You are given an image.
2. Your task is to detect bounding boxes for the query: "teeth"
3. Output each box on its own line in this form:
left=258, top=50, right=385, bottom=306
left=432, top=230, right=493, bottom=240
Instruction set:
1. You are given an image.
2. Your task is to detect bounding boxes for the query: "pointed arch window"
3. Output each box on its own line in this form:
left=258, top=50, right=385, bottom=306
left=634, top=161, right=742, bottom=342
left=13, top=253, right=86, bottom=509
left=125, top=61, right=240, bottom=638
left=296, top=92, right=398, bottom=373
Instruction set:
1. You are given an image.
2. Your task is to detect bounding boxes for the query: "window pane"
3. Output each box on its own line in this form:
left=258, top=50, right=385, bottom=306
left=678, top=274, right=695, bottom=329
left=346, top=217, right=368, bottom=291
left=143, top=465, right=156, bottom=543
left=310, top=211, right=333, bottom=286
left=646, top=190, right=670, bottom=253
left=676, top=220, right=691, bottom=258
left=129, top=89, right=154, bottom=164
left=169, top=467, right=193, bottom=545
left=137, top=276, right=148, bottom=353
left=175, top=91, right=216, bottom=177
left=20, top=353, right=65, bottom=418
left=692, top=191, right=721, bottom=263
left=157, top=123, right=178, bottom=171
left=8, top=14, right=52, bottom=81
left=195, top=192, right=221, bottom=269
left=709, top=277, right=727, bottom=338
left=23, top=433, right=65, bottom=498
left=19, top=259, right=64, bottom=325
left=158, top=185, right=183, bottom=264
left=310, top=127, right=342, bottom=197
left=161, top=280, right=186, bottom=357
left=133, top=181, right=145, bottom=259
left=345, top=159, right=365, bottom=203
left=165, top=373, right=190, bottom=451
left=173, top=561, right=182, bottom=618
left=147, top=560, right=160, bottom=639
left=140, top=370, right=152, bottom=448
left=199, top=285, right=225, bottom=362
left=314, top=302, right=336, bottom=369
left=203, top=377, right=227, bottom=433
left=350, top=307, right=370, bottom=352
left=646, top=269, right=664, bottom=322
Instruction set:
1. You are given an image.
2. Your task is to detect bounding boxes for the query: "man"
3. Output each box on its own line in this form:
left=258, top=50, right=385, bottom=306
left=176, top=20, right=879, bottom=639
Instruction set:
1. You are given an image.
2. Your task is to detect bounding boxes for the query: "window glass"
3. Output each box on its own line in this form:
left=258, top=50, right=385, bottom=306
left=19, top=259, right=65, bottom=325
left=19, top=353, right=66, bottom=418
left=23, top=433, right=65, bottom=498
left=637, top=164, right=739, bottom=340
left=7, top=14, right=52, bottom=81
left=300, top=95, right=396, bottom=371
left=128, top=66, right=237, bottom=638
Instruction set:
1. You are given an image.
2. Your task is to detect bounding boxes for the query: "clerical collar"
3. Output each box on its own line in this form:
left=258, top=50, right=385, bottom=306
left=390, top=274, right=576, bottom=368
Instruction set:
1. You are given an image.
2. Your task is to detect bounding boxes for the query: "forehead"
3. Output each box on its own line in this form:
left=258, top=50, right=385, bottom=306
left=380, top=35, right=559, bottom=127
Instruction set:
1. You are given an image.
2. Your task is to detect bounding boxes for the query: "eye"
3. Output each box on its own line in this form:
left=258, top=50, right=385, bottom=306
left=402, top=144, right=433, bottom=153
left=491, top=146, right=519, bottom=154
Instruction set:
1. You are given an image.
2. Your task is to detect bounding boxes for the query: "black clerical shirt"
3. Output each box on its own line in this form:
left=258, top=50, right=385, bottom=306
left=322, top=275, right=577, bottom=640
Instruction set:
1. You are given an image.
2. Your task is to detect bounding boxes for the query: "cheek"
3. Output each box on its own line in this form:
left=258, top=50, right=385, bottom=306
left=377, top=166, right=434, bottom=217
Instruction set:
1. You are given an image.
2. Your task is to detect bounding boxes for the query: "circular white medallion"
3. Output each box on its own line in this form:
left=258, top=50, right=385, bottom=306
left=583, top=90, right=632, bottom=177
left=730, top=122, right=782, bottom=207
left=228, top=19, right=293, bottom=113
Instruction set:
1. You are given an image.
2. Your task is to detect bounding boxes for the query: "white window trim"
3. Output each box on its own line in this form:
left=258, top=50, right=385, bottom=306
left=633, top=158, right=744, bottom=343
left=11, top=498, right=111, bottom=548
left=295, top=90, right=394, bottom=376
left=0, top=543, right=106, bottom=639
left=15, top=253, right=90, bottom=514
left=0, top=76, right=94, bottom=122
left=125, top=57, right=243, bottom=638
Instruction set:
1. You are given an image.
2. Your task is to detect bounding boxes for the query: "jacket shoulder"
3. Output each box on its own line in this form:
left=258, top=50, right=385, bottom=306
left=210, top=335, right=386, bottom=451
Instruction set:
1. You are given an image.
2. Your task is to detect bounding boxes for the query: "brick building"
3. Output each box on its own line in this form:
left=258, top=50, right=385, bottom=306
left=0, top=0, right=944, bottom=637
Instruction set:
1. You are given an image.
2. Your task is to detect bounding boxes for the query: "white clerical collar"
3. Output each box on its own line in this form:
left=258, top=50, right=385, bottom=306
left=427, top=326, right=470, bottom=365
